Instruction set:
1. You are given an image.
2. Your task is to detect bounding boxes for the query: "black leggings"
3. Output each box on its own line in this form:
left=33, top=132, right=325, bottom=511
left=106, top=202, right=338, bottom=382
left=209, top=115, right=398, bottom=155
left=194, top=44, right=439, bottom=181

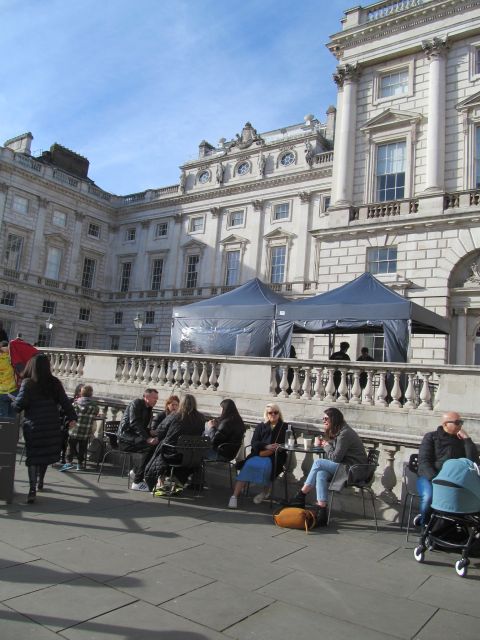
left=27, top=464, right=48, bottom=490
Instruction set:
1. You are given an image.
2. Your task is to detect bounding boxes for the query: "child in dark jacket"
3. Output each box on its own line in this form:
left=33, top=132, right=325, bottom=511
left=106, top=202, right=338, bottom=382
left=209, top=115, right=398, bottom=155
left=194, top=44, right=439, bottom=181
left=61, top=385, right=99, bottom=471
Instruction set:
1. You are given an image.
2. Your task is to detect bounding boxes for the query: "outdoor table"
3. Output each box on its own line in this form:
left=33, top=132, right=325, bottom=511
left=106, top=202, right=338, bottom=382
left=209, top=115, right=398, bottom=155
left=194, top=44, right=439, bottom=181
left=272, top=443, right=325, bottom=506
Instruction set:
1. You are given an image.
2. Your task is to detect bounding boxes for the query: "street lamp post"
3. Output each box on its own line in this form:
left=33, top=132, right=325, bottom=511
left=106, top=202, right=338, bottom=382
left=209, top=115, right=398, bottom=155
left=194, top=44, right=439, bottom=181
left=45, top=316, right=54, bottom=346
left=133, top=314, right=143, bottom=351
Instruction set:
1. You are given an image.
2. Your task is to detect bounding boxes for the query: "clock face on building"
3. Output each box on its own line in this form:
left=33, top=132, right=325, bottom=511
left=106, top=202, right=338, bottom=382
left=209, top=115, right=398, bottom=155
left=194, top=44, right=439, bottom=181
left=198, top=170, right=210, bottom=183
left=280, top=152, right=295, bottom=166
left=237, top=161, right=250, bottom=176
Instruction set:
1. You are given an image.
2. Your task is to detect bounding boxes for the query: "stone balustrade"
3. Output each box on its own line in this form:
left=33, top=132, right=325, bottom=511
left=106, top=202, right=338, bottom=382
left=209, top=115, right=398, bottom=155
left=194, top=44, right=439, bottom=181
left=43, top=347, right=480, bottom=521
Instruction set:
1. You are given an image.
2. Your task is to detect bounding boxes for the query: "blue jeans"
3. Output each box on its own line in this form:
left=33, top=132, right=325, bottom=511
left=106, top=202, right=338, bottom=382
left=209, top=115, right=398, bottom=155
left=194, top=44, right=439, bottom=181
left=304, top=459, right=340, bottom=503
left=0, top=392, right=15, bottom=418
left=416, top=476, right=433, bottom=525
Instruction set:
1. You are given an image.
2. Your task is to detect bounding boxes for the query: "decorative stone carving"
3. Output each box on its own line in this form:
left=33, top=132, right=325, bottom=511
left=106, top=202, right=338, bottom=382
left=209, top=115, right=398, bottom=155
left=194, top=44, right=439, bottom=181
left=216, top=162, right=224, bottom=185
left=74, top=211, right=85, bottom=222
left=463, top=261, right=480, bottom=287
left=38, top=197, right=49, bottom=208
left=230, top=122, right=265, bottom=150
left=210, top=206, right=221, bottom=218
left=333, top=62, right=360, bottom=86
left=179, top=171, right=186, bottom=194
left=258, top=154, right=266, bottom=177
left=298, top=191, right=311, bottom=204
left=252, top=199, right=263, bottom=211
left=422, top=36, right=449, bottom=60
left=304, top=142, right=314, bottom=168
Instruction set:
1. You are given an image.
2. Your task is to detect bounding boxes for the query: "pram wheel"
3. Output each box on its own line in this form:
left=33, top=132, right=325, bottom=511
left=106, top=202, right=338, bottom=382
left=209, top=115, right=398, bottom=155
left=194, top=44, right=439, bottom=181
left=413, top=546, right=425, bottom=563
left=455, top=559, right=468, bottom=577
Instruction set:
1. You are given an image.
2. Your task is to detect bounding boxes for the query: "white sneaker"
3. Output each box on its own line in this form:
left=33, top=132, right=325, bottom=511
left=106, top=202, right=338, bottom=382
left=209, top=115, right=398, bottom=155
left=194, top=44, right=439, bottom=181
left=228, top=495, right=238, bottom=509
left=253, top=490, right=270, bottom=504
left=129, top=469, right=135, bottom=481
left=131, top=482, right=149, bottom=492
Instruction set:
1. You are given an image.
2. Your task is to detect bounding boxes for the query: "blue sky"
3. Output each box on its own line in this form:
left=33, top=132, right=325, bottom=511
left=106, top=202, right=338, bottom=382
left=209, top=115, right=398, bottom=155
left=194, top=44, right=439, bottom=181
left=1, top=0, right=351, bottom=195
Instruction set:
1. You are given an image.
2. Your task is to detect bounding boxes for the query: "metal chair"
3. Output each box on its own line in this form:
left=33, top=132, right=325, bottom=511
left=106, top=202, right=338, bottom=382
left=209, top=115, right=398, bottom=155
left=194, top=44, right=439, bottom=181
left=399, top=453, right=420, bottom=541
left=160, top=435, right=211, bottom=506
left=97, top=422, right=140, bottom=486
left=327, top=447, right=380, bottom=531
left=203, top=440, right=244, bottom=490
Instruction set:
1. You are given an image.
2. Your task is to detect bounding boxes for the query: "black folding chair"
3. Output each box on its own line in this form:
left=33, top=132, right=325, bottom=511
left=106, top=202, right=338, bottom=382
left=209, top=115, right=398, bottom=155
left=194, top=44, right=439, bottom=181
left=203, top=440, right=244, bottom=490
left=161, top=435, right=211, bottom=506
left=327, top=447, right=380, bottom=531
left=399, top=453, right=419, bottom=541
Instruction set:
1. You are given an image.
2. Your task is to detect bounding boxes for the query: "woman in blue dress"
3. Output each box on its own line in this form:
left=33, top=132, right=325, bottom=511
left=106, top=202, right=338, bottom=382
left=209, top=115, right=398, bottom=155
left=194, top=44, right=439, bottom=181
left=228, top=403, right=288, bottom=508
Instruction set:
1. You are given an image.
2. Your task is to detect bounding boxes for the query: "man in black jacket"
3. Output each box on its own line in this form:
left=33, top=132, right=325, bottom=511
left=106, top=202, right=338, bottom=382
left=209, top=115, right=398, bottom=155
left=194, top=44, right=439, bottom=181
left=416, top=411, right=479, bottom=525
left=118, top=388, right=159, bottom=491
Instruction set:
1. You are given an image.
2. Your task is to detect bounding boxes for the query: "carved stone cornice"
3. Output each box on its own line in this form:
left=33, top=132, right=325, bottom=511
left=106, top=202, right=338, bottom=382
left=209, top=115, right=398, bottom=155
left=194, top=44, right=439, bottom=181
left=38, top=197, right=49, bottom=208
left=252, top=199, right=264, bottom=212
left=333, top=63, right=360, bottom=87
left=298, top=191, right=311, bottom=204
left=421, top=36, right=449, bottom=60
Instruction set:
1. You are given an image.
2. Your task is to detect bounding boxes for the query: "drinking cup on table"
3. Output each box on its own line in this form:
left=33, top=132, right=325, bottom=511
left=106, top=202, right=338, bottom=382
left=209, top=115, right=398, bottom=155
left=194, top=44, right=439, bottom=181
left=303, top=438, right=313, bottom=450
left=288, top=437, right=295, bottom=448
left=314, top=436, right=322, bottom=447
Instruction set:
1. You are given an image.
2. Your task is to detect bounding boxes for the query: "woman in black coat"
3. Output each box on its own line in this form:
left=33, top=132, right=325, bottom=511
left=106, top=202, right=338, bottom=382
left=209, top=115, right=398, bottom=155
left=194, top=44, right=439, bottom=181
left=12, top=354, right=77, bottom=503
left=205, top=398, right=245, bottom=461
left=145, top=393, right=205, bottom=493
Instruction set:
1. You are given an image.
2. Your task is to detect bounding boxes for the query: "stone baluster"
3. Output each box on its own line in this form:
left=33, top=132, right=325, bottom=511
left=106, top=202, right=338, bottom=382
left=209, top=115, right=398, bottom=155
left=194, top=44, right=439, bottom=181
left=115, top=358, right=124, bottom=381
left=379, top=444, right=401, bottom=506
left=350, top=371, right=361, bottom=404
left=302, top=367, right=312, bottom=399
left=290, top=367, right=301, bottom=399
left=433, top=373, right=441, bottom=410
left=121, top=358, right=130, bottom=382
left=337, top=371, right=349, bottom=403
left=363, top=371, right=374, bottom=405
left=419, top=373, right=432, bottom=409
left=390, top=373, right=402, bottom=408
left=270, top=367, right=278, bottom=396
left=208, top=363, right=218, bottom=391
left=150, top=359, right=160, bottom=385
left=314, top=367, right=326, bottom=400
left=111, top=407, right=121, bottom=421
left=200, top=362, right=209, bottom=390
left=50, top=352, right=59, bottom=375
left=279, top=366, right=289, bottom=397
left=166, top=360, right=175, bottom=387
left=403, top=373, right=417, bottom=409
left=191, top=361, right=200, bottom=388
left=324, top=368, right=336, bottom=402
left=129, top=358, right=137, bottom=383
left=375, top=372, right=388, bottom=407
left=158, top=359, right=166, bottom=386
left=77, top=355, right=85, bottom=378
left=135, top=359, right=143, bottom=383
left=59, top=353, right=67, bottom=377
left=174, top=360, right=183, bottom=388
left=142, top=358, right=150, bottom=384
left=181, top=363, right=192, bottom=389
left=62, top=353, right=72, bottom=376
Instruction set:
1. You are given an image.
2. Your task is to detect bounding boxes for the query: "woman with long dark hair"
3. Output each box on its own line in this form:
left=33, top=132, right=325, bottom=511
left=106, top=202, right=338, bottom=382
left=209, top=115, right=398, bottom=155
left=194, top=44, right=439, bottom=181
left=145, top=393, right=205, bottom=494
left=12, top=353, right=77, bottom=503
left=206, top=398, right=245, bottom=461
left=227, top=402, right=288, bottom=509
left=288, top=407, right=367, bottom=526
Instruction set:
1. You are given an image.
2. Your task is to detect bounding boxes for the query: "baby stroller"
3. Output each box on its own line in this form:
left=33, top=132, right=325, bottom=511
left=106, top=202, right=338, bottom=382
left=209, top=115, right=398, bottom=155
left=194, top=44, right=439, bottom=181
left=413, top=458, right=480, bottom=578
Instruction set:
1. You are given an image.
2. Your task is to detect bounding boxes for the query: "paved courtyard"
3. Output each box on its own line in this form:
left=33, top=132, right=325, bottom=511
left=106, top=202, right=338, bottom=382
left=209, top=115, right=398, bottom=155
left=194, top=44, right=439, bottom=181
left=1, top=453, right=479, bottom=640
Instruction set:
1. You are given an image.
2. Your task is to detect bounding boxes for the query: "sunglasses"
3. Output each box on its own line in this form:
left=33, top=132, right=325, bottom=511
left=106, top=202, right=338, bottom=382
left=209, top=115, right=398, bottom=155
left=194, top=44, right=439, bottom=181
left=267, top=410, right=279, bottom=415
left=445, top=419, right=463, bottom=426
left=322, top=417, right=330, bottom=421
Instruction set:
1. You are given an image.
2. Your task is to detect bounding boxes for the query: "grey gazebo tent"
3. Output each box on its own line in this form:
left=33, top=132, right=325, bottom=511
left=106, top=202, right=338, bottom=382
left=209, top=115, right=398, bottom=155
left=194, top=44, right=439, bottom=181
left=170, top=278, right=289, bottom=357
left=274, top=273, right=450, bottom=362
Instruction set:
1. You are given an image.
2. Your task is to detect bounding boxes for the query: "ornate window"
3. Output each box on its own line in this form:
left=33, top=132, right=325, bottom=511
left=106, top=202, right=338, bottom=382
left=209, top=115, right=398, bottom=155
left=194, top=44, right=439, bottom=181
left=119, top=262, right=132, bottom=292
left=79, top=307, right=91, bottom=322
left=42, top=300, right=56, bottom=314
left=185, top=255, right=200, bottom=288
left=198, top=170, right=210, bottom=184
left=373, top=61, right=413, bottom=104
left=273, top=202, right=290, bottom=221
left=189, top=216, right=204, bottom=233
left=141, top=336, right=152, bottom=352
left=145, top=310, right=155, bottom=324
left=45, top=247, right=62, bottom=280
left=280, top=151, right=295, bottom=167
left=225, top=250, right=240, bottom=286
left=5, top=234, right=23, bottom=270
left=151, top=258, right=164, bottom=290
left=12, top=194, right=28, bottom=214
left=114, top=311, right=123, bottom=325
left=155, top=222, right=168, bottom=238
left=236, top=161, right=250, bottom=176
left=125, top=228, right=136, bottom=242
left=270, top=246, right=286, bottom=283
left=75, top=332, right=88, bottom=349
left=52, top=210, right=67, bottom=227
left=81, top=257, right=96, bottom=289
left=375, top=141, right=406, bottom=201
left=110, top=335, right=120, bottom=350
left=0, top=291, right=16, bottom=307
left=37, top=326, right=52, bottom=348
left=227, top=210, right=244, bottom=228
left=457, top=91, right=480, bottom=189
left=88, top=222, right=100, bottom=238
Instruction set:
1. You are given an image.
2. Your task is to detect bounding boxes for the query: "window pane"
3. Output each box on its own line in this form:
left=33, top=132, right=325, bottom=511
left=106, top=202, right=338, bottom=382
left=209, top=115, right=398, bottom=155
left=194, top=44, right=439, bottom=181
left=155, top=222, right=168, bottom=237
left=88, top=223, right=100, bottom=238
left=270, top=246, right=286, bottom=283
left=225, top=250, right=240, bottom=286
left=120, top=263, right=132, bottom=292
left=141, top=336, right=152, bottom=352
left=5, top=234, right=23, bottom=270
left=145, top=310, right=155, bottom=324
left=367, top=246, right=397, bottom=275
left=110, top=336, right=120, bottom=350
left=45, top=247, right=62, bottom=280
left=52, top=210, right=66, bottom=227
left=376, top=142, right=406, bottom=201
left=75, top=333, right=88, bottom=349
left=186, top=255, right=199, bottom=288
left=42, top=300, right=56, bottom=314
left=151, top=259, right=163, bottom=290
left=274, top=203, right=289, bottom=221
left=13, top=195, right=28, bottom=214
left=37, top=326, right=52, bottom=348
left=229, top=211, right=244, bottom=227
left=114, top=311, right=123, bottom=325
left=379, top=69, right=408, bottom=98
left=82, top=258, right=96, bottom=289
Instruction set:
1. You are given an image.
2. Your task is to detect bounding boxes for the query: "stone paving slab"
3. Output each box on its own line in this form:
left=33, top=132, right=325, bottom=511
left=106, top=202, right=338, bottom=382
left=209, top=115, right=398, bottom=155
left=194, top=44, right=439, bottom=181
left=2, top=459, right=480, bottom=640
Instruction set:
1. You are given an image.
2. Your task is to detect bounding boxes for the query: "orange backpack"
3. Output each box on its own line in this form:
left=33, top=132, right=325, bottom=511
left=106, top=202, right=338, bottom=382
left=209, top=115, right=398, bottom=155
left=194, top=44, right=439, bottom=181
left=273, top=506, right=318, bottom=533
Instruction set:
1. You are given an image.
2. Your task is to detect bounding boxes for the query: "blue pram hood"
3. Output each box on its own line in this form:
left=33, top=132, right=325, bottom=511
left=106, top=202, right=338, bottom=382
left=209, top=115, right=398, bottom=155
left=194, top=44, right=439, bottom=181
left=432, top=458, right=480, bottom=514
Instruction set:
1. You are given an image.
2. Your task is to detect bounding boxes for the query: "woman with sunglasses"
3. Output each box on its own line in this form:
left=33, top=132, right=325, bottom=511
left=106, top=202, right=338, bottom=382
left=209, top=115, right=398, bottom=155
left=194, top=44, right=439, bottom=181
left=415, top=411, right=479, bottom=526
left=228, top=403, right=288, bottom=509
left=288, top=407, right=367, bottom=526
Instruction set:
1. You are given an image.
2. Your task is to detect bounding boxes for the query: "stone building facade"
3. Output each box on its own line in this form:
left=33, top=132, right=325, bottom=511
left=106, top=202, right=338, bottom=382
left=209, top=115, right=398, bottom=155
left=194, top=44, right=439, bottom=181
left=1, top=0, right=480, bottom=365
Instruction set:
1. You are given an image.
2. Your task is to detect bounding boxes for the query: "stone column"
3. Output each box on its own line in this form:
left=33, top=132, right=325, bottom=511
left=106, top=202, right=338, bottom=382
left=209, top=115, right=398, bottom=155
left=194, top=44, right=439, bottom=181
left=331, top=63, right=359, bottom=206
left=455, top=308, right=467, bottom=365
left=210, top=207, right=223, bottom=286
left=133, top=220, right=150, bottom=290
left=29, top=197, right=49, bottom=272
left=292, top=192, right=311, bottom=284
left=68, top=212, right=85, bottom=281
left=0, top=182, right=8, bottom=230
left=422, top=37, right=449, bottom=193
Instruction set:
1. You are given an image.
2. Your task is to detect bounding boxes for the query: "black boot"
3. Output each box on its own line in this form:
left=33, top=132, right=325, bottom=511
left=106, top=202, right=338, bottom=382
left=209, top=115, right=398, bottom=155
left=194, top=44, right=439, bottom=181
left=287, top=490, right=306, bottom=507
left=316, top=506, right=328, bottom=527
left=27, top=489, right=36, bottom=504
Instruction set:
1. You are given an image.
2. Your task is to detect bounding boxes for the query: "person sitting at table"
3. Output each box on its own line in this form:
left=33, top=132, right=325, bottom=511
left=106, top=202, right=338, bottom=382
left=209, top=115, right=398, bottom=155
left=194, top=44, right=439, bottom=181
left=205, top=398, right=246, bottom=461
left=150, top=394, right=180, bottom=439
left=227, top=402, right=288, bottom=509
left=288, top=407, right=367, bottom=526
left=145, top=394, right=205, bottom=496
